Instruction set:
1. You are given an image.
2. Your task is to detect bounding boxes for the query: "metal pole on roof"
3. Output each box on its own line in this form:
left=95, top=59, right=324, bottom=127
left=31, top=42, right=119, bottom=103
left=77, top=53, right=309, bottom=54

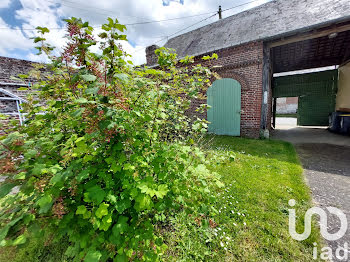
left=19, top=101, right=25, bottom=123
left=218, top=5, right=222, bottom=20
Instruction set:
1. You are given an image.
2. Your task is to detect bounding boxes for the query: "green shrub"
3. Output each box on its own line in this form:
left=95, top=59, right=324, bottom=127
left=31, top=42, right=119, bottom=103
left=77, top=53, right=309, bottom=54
left=0, top=17, right=221, bottom=261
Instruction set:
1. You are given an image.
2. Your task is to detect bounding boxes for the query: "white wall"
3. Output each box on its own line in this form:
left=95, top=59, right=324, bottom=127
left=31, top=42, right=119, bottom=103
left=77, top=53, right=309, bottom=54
left=276, top=97, right=298, bottom=114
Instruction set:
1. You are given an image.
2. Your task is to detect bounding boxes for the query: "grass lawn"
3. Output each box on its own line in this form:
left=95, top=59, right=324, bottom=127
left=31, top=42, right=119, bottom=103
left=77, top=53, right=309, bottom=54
left=162, top=135, right=321, bottom=261
left=0, top=136, right=321, bottom=261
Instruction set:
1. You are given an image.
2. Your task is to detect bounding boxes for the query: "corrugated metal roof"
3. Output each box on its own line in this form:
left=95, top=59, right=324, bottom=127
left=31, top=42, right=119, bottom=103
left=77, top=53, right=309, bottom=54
left=164, top=0, right=350, bottom=57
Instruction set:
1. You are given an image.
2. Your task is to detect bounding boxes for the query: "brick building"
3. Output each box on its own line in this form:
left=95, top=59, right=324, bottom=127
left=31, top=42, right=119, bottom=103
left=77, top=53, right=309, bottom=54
left=146, top=0, right=350, bottom=138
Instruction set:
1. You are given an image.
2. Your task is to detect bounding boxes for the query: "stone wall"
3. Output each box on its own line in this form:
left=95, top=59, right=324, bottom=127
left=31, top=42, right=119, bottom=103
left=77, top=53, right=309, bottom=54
left=145, top=45, right=160, bottom=66
left=0, top=56, right=40, bottom=130
left=0, top=56, right=41, bottom=83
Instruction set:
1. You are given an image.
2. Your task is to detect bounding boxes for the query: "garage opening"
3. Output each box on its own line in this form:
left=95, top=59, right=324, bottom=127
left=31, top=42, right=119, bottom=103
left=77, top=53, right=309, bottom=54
left=268, top=23, right=350, bottom=139
left=272, top=70, right=338, bottom=129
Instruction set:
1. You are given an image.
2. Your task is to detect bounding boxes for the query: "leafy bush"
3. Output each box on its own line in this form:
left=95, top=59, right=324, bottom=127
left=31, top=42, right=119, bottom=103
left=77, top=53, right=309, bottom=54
left=0, top=18, right=221, bottom=261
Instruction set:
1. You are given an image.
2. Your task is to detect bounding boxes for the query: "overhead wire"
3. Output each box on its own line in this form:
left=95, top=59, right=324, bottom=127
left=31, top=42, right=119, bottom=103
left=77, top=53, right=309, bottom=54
left=130, top=13, right=217, bottom=55
left=0, top=0, right=268, bottom=61
left=130, top=0, right=266, bottom=55
left=59, top=0, right=149, bottom=20
left=0, top=11, right=218, bottom=31
left=0, top=0, right=265, bottom=31
left=43, top=0, right=140, bottom=20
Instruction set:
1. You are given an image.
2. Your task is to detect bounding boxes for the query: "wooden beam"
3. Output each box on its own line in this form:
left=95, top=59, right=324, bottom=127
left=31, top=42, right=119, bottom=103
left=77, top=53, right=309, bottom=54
left=273, top=57, right=343, bottom=73
left=341, top=43, right=350, bottom=66
left=268, top=23, right=350, bottom=48
left=340, top=59, right=350, bottom=67
left=272, top=97, right=277, bottom=129
left=260, top=44, right=272, bottom=132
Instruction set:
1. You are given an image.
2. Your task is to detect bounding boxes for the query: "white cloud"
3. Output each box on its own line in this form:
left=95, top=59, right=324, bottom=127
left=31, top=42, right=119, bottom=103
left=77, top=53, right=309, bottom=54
left=0, top=0, right=271, bottom=64
left=0, top=17, right=32, bottom=56
left=26, top=52, right=51, bottom=63
left=121, top=41, right=146, bottom=65
left=0, top=0, right=11, bottom=9
left=16, top=0, right=66, bottom=53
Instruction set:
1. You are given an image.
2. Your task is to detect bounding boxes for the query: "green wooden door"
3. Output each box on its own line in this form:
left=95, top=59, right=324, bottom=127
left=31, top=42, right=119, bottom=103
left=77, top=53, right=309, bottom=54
left=207, top=79, right=241, bottom=136
left=273, top=70, right=337, bottom=126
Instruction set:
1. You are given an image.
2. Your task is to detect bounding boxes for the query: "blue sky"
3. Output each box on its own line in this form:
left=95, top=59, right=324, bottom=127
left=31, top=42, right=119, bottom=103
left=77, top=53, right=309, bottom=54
left=0, top=0, right=270, bottom=65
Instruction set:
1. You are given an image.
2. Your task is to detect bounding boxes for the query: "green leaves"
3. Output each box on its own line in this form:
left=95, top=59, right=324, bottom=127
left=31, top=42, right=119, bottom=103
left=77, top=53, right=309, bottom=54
left=50, top=173, right=64, bottom=185
left=134, top=194, right=153, bottom=211
left=115, top=73, right=128, bottom=82
left=48, top=165, right=64, bottom=185
left=81, top=74, right=97, bottom=82
left=102, top=17, right=126, bottom=32
left=98, top=32, right=108, bottom=39
left=0, top=215, right=24, bottom=242
left=74, top=138, right=88, bottom=156
left=137, top=183, right=168, bottom=199
left=85, top=87, right=99, bottom=95
left=99, top=213, right=112, bottom=231
left=35, top=26, right=50, bottom=34
left=71, top=108, right=85, bottom=117
left=155, top=184, right=169, bottom=199
left=114, top=23, right=127, bottom=32
left=115, top=198, right=131, bottom=214
left=75, top=98, right=88, bottom=104
left=32, top=37, right=46, bottom=43
left=84, top=250, right=102, bottom=262
left=95, top=203, right=109, bottom=218
left=76, top=205, right=87, bottom=215
left=112, top=216, right=128, bottom=236
left=0, top=15, right=216, bottom=262
left=76, top=205, right=91, bottom=219
left=36, top=194, right=53, bottom=214
left=155, top=47, right=177, bottom=67
left=202, top=53, right=218, bottom=60
left=85, top=186, right=105, bottom=205
left=12, top=234, right=27, bottom=245
left=77, top=169, right=90, bottom=182
left=24, top=149, right=38, bottom=158
left=0, top=183, right=16, bottom=198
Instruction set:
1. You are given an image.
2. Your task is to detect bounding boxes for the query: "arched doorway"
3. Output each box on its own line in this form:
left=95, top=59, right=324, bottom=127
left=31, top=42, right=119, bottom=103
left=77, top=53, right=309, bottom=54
left=207, top=78, right=241, bottom=136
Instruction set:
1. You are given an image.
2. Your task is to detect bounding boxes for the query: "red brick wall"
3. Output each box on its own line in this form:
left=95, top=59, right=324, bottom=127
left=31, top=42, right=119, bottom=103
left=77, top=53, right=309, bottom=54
left=185, top=41, right=264, bottom=138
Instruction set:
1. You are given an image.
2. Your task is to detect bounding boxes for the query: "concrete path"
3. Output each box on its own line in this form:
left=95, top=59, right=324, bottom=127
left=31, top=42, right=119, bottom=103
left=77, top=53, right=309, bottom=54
left=272, top=121, right=350, bottom=261
left=273, top=117, right=350, bottom=147
left=296, top=144, right=350, bottom=261
left=275, top=116, right=297, bottom=127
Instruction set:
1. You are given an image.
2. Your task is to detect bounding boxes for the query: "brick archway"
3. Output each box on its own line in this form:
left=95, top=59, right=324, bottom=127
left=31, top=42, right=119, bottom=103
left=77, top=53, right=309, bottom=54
left=216, top=70, right=250, bottom=91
